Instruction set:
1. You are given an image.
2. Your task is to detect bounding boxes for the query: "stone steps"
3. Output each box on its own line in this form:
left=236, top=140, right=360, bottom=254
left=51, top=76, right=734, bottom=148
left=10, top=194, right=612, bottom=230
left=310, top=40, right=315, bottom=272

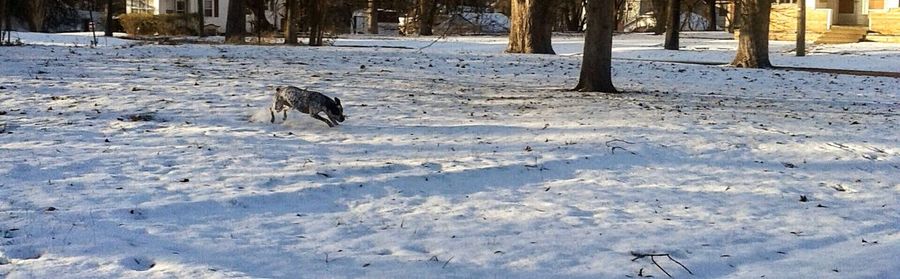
left=814, top=25, right=868, bottom=44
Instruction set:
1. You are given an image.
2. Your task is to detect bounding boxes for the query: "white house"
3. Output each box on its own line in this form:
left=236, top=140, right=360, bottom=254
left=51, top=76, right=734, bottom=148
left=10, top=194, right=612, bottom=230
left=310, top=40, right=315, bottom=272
left=125, top=0, right=284, bottom=34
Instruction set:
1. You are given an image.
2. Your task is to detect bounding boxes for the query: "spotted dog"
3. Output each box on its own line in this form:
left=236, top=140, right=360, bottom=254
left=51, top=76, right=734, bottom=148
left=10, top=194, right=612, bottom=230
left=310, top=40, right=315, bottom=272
left=270, top=86, right=345, bottom=127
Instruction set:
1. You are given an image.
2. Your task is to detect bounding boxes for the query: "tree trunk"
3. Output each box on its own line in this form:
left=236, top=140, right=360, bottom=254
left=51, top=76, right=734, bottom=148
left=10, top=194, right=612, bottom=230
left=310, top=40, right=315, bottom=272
left=507, top=0, right=555, bottom=54
left=563, top=0, right=584, bottom=32
left=308, top=0, right=325, bottom=46
left=797, top=0, right=805, bottom=56
left=285, top=0, right=298, bottom=44
left=728, top=0, right=741, bottom=33
left=731, top=0, right=771, bottom=68
left=418, top=0, right=435, bottom=36
left=664, top=0, right=680, bottom=50
left=104, top=0, right=114, bottom=36
left=575, top=0, right=617, bottom=93
left=197, top=0, right=205, bottom=36
left=0, top=0, right=6, bottom=43
left=25, top=0, right=47, bottom=32
left=651, top=0, right=667, bottom=34
left=248, top=0, right=274, bottom=32
left=367, top=0, right=378, bottom=34
left=225, top=0, right=246, bottom=43
left=706, top=0, right=716, bottom=30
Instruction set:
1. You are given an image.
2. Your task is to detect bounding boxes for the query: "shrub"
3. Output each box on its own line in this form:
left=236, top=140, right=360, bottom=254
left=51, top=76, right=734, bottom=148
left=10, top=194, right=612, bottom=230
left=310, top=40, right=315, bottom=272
left=119, top=13, right=157, bottom=36
left=119, top=13, right=201, bottom=36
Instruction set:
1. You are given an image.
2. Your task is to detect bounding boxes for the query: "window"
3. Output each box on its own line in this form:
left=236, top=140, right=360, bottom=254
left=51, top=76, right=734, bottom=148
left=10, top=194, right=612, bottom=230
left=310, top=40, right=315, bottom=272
left=175, top=0, right=187, bottom=14
left=204, top=0, right=218, bottom=17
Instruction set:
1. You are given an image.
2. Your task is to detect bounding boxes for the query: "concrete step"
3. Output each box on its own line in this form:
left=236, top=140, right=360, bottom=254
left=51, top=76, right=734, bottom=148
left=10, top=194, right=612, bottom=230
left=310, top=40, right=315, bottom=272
left=866, top=35, right=900, bottom=43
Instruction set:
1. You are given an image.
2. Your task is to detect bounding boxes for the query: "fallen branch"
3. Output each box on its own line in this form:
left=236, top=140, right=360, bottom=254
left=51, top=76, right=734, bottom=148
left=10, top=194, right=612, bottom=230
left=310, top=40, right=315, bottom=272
left=630, top=251, right=693, bottom=278
left=606, top=139, right=637, bottom=155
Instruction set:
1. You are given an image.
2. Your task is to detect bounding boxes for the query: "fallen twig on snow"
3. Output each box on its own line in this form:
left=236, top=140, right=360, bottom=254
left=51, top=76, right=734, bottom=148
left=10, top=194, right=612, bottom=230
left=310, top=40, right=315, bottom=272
left=630, top=251, right=693, bottom=278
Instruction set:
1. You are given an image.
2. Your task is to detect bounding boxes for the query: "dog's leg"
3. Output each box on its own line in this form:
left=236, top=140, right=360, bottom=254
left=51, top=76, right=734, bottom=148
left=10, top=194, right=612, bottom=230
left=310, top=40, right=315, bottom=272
left=310, top=112, right=335, bottom=127
left=327, top=116, right=340, bottom=126
left=269, top=106, right=276, bottom=123
left=283, top=109, right=288, bottom=121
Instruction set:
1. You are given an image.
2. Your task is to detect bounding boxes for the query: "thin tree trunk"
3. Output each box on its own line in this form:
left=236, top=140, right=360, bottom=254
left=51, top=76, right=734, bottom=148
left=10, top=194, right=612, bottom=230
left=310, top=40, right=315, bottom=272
left=575, top=0, right=617, bottom=93
left=248, top=0, right=274, bottom=32
left=0, top=0, right=6, bottom=43
left=706, top=0, right=716, bottom=31
left=308, top=0, right=325, bottom=46
left=225, top=0, right=246, bottom=43
left=664, top=0, right=680, bottom=50
left=197, top=0, right=205, bottom=36
left=731, top=0, right=771, bottom=68
left=797, top=0, right=805, bottom=56
left=105, top=0, right=114, bottom=36
left=26, top=0, right=47, bottom=32
left=652, top=0, right=667, bottom=34
left=418, top=0, right=435, bottom=36
left=728, top=0, right=741, bottom=33
left=367, top=0, right=378, bottom=34
left=507, top=0, right=555, bottom=54
left=285, top=0, right=298, bottom=44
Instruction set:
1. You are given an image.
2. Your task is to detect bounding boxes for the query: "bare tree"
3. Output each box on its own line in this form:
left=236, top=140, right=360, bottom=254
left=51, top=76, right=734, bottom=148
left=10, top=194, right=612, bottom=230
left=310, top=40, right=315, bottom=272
left=507, top=0, right=554, bottom=54
left=285, top=0, right=298, bottom=44
left=796, top=0, right=805, bottom=56
left=367, top=0, right=378, bottom=34
left=308, top=0, right=326, bottom=46
left=25, top=0, right=48, bottom=32
left=651, top=0, right=667, bottom=34
left=197, top=0, right=205, bottom=36
left=664, top=0, right=680, bottom=50
left=248, top=0, right=274, bottom=32
left=104, top=0, right=114, bottom=36
left=418, top=0, right=436, bottom=35
left=731, top=0, right=771, bottom=67
left=706, top=0, right=716, bottom=31
left=225, top=0, right=246, bottom=43
left=575, top=0, right=616, bottom=92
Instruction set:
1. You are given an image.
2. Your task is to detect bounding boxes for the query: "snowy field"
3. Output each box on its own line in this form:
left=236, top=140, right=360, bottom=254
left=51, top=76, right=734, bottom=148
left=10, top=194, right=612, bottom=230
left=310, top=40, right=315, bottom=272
left=1, top=32, right=899, bottom=278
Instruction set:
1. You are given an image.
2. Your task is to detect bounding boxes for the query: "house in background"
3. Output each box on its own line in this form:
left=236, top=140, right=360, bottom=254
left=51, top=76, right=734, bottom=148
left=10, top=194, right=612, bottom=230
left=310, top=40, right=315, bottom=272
left=125, top=0, right=284, bottom=34
left=765, top=0, right=900, bottom=43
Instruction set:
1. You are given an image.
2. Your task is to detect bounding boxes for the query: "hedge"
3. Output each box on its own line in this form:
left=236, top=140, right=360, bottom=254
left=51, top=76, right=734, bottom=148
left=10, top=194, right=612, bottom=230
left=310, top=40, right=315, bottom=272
left=119, top=13, right=201, bottom=36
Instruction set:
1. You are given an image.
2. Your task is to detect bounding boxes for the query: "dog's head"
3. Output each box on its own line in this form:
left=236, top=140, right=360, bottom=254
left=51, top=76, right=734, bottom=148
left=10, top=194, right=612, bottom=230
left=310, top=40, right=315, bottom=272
left=328, top=97, right=345, bottom=123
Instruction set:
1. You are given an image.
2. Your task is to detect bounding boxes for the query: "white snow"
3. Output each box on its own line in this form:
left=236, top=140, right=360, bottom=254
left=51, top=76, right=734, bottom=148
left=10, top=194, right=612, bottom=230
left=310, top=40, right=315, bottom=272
left=1, top=32, right=898, bottom=278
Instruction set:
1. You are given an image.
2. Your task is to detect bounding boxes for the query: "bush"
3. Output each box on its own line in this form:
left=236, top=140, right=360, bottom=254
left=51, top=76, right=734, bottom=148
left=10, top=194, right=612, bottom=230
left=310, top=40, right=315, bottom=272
left=119, top=13, right=201, bottom=36
left=119, top=13, right=157, bottom=35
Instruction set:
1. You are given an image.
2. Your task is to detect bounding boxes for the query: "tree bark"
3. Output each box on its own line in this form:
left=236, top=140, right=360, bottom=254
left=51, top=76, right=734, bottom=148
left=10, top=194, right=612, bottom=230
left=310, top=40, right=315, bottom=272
left=308, top=0, right=325, bottom=46
left=197, top=0, right=205, bottom=36
left=563, top=0, right=584, bottom=32
left=418, top=0, right=435, bottom=35
left=507, top=0, right=555, bottom=54
left=0, top=0, right=6, bottom=43
left=652, top=0, right=667, bottom=34
left=248, top=0, right=274, bottom=32
left=575, top=0, right=617, bottom=93
left=797, top=0, right=805, bottom=56
left=664, top=0, right=680, bottom=50
left=25, top=0, right=47, bottom=32
left=225, top=0, right=246, bottom=43
left=105, top=0, right=114, bottom=36
left=285, top=0, right=298, bottom=44
left=367, top=0, right=378, bottom=34
left=731, top=0, right=771, bottom=68
left=706, top=0, right=716, bottom=31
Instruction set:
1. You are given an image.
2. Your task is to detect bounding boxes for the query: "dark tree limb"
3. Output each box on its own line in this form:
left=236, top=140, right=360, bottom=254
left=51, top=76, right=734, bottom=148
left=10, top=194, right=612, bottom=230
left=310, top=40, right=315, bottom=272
left=630, top=252, right=694, bottom=278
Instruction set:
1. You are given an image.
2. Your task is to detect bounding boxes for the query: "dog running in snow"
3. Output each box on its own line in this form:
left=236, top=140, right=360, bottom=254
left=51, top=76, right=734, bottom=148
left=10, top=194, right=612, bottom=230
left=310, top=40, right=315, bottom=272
left=270, top=86, right=345, bottom=127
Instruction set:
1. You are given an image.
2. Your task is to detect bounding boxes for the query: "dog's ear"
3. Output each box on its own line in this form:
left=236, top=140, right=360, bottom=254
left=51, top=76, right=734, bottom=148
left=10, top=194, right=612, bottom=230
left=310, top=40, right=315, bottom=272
left=333, top=97, right=341, bottom=106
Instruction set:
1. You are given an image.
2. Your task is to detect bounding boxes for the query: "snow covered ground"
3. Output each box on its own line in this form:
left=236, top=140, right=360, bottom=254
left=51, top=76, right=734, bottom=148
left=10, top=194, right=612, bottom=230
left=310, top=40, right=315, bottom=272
left=1, top=32, right=898, bottom=278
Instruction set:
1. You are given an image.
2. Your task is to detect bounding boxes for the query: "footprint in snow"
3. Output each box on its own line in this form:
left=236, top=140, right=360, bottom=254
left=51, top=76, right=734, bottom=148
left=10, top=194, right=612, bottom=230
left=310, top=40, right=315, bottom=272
left=121, top=256, right=156, bottom=271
